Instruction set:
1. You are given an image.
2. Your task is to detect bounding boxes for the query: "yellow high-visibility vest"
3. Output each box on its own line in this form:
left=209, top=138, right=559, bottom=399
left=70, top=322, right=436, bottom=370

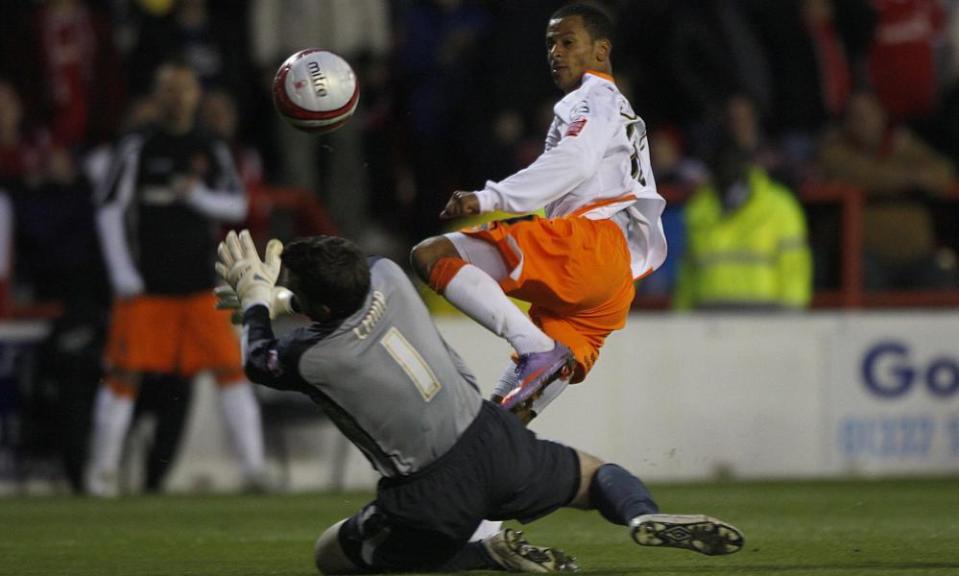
left=674, top=167, right=812, bottom=310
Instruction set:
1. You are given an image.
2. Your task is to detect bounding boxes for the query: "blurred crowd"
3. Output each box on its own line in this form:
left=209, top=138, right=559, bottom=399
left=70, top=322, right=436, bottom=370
left=1, top=0, right=959, bottom=314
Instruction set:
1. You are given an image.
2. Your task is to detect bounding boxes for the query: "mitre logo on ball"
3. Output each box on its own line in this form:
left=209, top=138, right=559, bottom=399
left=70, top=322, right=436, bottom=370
left=272, top=49, right=360, bottom=134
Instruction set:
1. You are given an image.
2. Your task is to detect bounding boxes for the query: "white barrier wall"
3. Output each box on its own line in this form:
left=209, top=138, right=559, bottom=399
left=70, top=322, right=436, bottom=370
left=4, top=312, right=957, bottom=493
left=443, top=312, right=959, bottom=481
left=163, top=311, right=959, bottom=491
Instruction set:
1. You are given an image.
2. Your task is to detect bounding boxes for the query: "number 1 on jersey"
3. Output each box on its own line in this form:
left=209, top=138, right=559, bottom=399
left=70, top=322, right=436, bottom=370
left=380, top=327, right=442, bottom=401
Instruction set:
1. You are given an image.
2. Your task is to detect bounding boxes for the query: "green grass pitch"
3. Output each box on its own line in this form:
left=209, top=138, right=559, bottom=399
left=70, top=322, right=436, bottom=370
left=3, top=477, right=958, bottom=576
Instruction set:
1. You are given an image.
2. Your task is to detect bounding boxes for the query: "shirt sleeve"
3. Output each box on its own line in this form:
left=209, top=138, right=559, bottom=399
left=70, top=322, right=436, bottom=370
left=474, top=87, right=622, bottom=214
left=184, top=142, right=248, bottom=222
left=95, top=135, right=145, bottom=297
left=242, top=304, right=308, bottom=391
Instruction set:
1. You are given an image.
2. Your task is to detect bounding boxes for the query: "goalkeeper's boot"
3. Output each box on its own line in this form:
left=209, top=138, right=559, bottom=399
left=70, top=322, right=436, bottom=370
left=483, top=529, right=580, bottom=572
left=501, top=342, right=574, bottom=411
left=630, top=514, right=744, bottom=556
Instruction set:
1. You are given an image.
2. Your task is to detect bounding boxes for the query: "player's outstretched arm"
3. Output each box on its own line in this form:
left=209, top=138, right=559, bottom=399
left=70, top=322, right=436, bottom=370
left=472, top=90, right=623, bottom=215
left=240, top=305, right=288, bottom=387
left=234, top=286, right=307, bottom=392
left=439, top=190, right=481, bottom=219
left=214, top=230, right=301, bottom=390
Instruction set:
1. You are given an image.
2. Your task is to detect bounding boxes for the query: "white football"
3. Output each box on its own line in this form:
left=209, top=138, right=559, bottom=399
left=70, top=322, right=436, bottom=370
left=272, top=49, right=360, bottom=134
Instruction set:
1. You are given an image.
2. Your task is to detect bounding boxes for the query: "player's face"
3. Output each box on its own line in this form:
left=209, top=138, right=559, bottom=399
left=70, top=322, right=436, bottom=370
left=546, top=16, right=608, bottom=93
left=154, top=67, right=201, bottom=129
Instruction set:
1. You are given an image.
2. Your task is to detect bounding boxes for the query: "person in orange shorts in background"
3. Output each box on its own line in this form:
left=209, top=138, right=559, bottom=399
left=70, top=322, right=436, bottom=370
left=412, top=3, right=667, bottom=422
left=86, top=59, right=266, bottom=496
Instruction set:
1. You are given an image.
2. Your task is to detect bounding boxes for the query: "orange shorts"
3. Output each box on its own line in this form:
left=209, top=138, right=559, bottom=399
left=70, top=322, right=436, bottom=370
left=105, top=292, right=242, bottom=378
left=461, top=215, right=634, bottom=383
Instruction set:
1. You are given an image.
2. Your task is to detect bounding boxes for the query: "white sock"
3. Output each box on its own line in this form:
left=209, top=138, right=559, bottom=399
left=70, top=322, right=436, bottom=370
left=87, top=385, right=134, bottom=491
left=530, top=377, right=570, bottom=415
left=469, top=519, right=503, bottom=542
left=219, top=381, right=265, bottom=477
left=492, top=363, right=519, bottom=398
left=444, top=264, right=552, bottom=355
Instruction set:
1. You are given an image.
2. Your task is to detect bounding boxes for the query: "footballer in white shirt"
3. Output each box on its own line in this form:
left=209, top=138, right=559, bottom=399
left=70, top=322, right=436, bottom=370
left=411, top=2, right=667, bottom=423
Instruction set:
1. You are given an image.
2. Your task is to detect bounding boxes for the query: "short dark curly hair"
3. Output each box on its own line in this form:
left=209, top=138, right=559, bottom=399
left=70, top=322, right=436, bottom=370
left=551, top=2, right=615, bottom=43
left=281, top=236, right=370, bottom=320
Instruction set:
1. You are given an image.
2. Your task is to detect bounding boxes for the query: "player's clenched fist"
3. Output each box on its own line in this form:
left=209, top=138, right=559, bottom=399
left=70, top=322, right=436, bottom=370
left=439, top=190, right=481, bottom=219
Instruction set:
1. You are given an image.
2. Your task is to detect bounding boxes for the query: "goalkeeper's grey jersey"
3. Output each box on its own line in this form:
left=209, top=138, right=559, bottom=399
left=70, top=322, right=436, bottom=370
left=242, top=258, right=483, bottom=477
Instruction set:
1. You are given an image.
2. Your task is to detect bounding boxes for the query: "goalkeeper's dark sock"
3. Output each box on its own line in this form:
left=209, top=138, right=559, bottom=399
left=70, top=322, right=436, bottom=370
left=589, top=463, right=659, bottom=525
left=440, top=541, right=502, bottom=571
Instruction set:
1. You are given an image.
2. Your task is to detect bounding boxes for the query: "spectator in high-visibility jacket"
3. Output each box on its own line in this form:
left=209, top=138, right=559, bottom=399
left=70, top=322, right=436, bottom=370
left=674, top=141, right=812, bottom=311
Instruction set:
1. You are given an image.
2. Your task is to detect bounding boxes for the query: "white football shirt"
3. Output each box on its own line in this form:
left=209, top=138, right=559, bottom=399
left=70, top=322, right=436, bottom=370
left=473, top=72, right=667, bottom=278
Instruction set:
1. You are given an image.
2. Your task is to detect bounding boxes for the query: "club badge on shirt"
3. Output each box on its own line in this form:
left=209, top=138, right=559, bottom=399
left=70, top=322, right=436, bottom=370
left=566, top=100, right=590, bottom=137
left=565, top=118, right=587, bottom=137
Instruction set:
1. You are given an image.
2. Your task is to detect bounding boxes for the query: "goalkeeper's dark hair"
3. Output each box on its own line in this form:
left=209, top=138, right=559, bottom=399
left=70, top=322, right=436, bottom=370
left=281, top=236, right=371, bottom=320
left=551, top=2, right=615, bottom=44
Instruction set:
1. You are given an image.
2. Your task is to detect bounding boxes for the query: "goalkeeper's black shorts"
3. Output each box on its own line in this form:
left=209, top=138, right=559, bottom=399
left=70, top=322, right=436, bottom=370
left=338, top=400, right=580, bottom=572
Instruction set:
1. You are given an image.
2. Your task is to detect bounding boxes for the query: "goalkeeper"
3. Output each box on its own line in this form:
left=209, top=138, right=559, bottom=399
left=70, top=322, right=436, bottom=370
left=216, top=230, right=744, bottom=574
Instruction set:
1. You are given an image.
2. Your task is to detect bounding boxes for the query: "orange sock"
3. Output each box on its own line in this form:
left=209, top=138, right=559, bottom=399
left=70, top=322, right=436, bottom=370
left=105, top=375, right=137, bottom=398
left=428, top=256, right=468, bottom=294
left=215, top=368, right=246, bottom=388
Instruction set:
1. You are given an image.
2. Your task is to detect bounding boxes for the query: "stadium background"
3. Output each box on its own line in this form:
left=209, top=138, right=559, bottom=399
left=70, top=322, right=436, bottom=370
left=0, top=0, right=959, bottom=576
left=0, top=1, right=958, bottom=573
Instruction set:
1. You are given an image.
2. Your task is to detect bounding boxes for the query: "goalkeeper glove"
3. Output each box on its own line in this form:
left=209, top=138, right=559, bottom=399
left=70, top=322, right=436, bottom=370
left=215, top=229, right=282, bottom=314
left=214, top=284, right=296, bottom=323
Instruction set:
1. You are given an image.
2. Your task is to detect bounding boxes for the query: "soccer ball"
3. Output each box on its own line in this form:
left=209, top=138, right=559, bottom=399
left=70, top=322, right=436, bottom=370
left=272, top=49, right=359, bottom=134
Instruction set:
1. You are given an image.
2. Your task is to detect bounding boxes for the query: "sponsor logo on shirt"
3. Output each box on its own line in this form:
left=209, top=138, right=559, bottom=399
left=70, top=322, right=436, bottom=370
left=565, top=118, right=587, bottom=137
